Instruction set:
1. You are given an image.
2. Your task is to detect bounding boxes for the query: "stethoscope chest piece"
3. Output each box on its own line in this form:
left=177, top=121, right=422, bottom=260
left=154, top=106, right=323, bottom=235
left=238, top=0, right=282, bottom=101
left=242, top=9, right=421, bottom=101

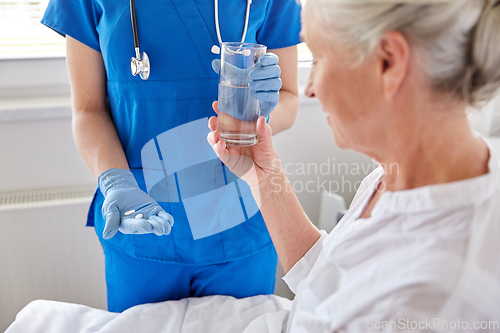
left=130, top=50, right=150, bottom=80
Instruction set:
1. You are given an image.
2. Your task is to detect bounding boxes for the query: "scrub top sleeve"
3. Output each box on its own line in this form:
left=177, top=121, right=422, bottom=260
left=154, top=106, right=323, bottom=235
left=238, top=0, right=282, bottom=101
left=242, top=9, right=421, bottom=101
left=282, top=231, right=328, bottom=294
left=256, top=0, right=302, bottom=50
left=41, top=0, right=102, bottom=52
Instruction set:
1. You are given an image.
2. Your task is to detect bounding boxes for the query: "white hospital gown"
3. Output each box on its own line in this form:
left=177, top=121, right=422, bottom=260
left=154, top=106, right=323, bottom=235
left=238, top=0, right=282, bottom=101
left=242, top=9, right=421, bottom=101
left=283, top=150, right=500, bottom=332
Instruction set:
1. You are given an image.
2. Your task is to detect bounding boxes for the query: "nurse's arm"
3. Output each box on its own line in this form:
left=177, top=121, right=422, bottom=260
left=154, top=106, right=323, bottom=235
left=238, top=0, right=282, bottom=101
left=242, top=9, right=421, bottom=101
left=268, top=46, right=299, bottom=135
left=66, top=36, right=130, bottom=178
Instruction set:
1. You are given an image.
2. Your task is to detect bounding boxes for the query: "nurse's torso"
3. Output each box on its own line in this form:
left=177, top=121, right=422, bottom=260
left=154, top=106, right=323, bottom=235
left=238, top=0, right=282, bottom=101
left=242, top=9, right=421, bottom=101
left=91, top=0, right=274, bottom=264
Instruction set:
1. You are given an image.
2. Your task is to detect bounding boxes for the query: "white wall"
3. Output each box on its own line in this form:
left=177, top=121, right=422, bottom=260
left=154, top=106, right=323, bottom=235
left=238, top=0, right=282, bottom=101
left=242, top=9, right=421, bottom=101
left=0, top=58, right=70, bottom=99
left=0, top=117, right=96, bottom=192
left=0, top=202, right=107, bottom=332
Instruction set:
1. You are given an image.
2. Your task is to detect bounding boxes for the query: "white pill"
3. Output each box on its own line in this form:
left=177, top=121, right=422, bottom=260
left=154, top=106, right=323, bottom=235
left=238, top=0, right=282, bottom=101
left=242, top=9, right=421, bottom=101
left=135, top=214, right=143, bottom=219
left=124, top=210, right=135, bottom=216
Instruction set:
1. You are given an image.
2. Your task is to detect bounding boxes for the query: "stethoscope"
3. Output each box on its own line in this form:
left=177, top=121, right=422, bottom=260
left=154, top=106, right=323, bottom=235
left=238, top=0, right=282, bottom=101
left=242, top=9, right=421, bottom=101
left=130, top=0, right=252, bottom=80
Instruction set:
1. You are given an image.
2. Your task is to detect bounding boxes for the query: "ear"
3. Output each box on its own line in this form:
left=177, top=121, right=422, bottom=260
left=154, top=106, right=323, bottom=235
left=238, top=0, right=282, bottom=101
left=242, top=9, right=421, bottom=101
left=375, top=31, right=410, bottom=100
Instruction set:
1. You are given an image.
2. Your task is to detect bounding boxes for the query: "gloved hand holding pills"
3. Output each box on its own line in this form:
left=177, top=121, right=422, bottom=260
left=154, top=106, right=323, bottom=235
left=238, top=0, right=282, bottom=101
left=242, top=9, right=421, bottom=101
left=98, top=168, right=174, bottom=239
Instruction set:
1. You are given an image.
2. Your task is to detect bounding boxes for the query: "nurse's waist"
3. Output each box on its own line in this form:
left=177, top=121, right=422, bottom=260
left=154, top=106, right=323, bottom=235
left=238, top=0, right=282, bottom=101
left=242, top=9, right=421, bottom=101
left=107, top=78, right=219, bottom=101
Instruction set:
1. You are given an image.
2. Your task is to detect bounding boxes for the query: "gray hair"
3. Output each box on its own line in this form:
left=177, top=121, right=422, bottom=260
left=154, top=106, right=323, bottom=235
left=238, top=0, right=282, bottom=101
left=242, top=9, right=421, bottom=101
left=306, top=0, right=500, bottom=107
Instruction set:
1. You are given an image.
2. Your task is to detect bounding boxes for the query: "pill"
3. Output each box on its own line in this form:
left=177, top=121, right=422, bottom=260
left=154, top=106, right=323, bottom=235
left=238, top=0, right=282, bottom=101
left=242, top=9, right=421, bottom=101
left=124, top=210, right=135, bottom=216
left=135, top=214, right=143, bottom=219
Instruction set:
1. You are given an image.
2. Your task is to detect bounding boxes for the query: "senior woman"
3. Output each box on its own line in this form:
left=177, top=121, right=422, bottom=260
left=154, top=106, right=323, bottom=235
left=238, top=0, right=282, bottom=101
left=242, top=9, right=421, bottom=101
left=208, top=0, right=500, bottom=330
left=6, top=0, right=500, bottom=332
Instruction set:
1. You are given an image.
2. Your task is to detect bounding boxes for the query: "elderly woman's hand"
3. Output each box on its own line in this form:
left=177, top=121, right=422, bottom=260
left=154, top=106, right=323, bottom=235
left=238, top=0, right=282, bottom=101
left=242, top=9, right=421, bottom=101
left=207, top=101, right=282, bottom=192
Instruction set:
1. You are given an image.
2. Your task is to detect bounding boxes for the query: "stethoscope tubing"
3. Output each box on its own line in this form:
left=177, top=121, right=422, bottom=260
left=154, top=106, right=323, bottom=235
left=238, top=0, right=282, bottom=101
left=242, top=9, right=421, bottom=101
left=214, top=0, right=251, bottom=45
left=130, top=0, right=252, bottom=79
left=130, top=0, right=140, bottom=50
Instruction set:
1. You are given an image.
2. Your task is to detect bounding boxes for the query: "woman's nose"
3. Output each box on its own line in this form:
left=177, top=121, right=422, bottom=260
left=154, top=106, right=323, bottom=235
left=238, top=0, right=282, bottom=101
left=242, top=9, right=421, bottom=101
left=304, top=72, right=315, bottom=98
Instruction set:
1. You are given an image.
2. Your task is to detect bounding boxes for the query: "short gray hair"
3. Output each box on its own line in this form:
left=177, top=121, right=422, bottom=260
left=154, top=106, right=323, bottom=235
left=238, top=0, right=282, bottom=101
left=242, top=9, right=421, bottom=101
left=306, top=0, right=500, bottom=107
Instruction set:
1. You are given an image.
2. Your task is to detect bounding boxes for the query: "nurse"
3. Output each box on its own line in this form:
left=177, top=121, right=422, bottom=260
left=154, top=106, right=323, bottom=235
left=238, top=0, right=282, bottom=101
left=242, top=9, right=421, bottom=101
left=41, top=0, right=302, bottom=312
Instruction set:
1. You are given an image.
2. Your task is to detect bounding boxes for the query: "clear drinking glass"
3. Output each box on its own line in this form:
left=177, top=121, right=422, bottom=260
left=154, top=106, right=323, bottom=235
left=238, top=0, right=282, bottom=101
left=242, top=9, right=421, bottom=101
left=217, top=42, right=267, bottom=147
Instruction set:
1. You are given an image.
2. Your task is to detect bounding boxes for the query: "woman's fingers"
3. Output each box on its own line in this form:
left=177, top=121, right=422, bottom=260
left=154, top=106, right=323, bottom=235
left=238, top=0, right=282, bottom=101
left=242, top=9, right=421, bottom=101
left=207, top=127, right=220, bottom=147
left=256, top=116, right=272, bottom=143
left=214, top=138, right=229, bottom=162
left=207, top=115, right=276, bottom=187
left=207, top=116, right=222, bottom=158
left=207, top=126, right=230, bottom=165
left=212, top=101, right=219, bottom=114
left=208, top=116, right=218, bottom=131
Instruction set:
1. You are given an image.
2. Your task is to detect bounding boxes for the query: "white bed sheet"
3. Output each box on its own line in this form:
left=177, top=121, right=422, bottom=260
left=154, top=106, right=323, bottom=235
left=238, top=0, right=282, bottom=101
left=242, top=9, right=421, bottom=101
left=6, top=295, right=292, bottom=333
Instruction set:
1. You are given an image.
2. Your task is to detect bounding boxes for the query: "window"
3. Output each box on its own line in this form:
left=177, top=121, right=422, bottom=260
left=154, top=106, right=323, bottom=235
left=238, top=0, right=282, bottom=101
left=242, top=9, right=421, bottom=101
left=0, top=0, right=65, bottom=59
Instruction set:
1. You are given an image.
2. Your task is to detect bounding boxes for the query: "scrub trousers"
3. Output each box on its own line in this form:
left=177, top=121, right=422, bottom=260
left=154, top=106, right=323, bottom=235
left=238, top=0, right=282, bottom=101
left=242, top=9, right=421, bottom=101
left=103, top=244, right=278, bottom=313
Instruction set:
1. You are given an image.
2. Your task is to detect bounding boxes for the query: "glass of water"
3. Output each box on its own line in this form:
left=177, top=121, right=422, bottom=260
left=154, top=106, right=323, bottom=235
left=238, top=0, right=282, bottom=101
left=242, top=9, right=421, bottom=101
left=217, top=42, right=267, bottom=147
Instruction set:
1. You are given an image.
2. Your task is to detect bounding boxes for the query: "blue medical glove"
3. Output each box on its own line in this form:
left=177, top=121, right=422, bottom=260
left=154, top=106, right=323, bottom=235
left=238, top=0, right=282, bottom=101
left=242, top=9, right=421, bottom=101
left=212, top=53, right=282, bottom=118
left=99, top=168, right=174, bottom=239
left=248, top=53, right=282, bottom=116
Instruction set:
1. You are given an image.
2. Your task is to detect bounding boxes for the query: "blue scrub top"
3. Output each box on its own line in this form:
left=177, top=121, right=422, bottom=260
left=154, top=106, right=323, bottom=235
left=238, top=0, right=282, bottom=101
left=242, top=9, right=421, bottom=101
left=42, top=0, right=301, bottom=265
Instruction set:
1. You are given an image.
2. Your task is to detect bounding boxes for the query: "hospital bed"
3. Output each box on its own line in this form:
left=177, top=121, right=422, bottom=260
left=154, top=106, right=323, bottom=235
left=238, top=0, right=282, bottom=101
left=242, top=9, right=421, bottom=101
left=6, top=294, right=292, bottom=333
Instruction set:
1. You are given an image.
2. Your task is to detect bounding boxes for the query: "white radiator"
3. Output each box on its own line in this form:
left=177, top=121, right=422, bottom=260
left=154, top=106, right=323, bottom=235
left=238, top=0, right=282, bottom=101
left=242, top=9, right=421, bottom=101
left=0, top=186, right=107, bottom=332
